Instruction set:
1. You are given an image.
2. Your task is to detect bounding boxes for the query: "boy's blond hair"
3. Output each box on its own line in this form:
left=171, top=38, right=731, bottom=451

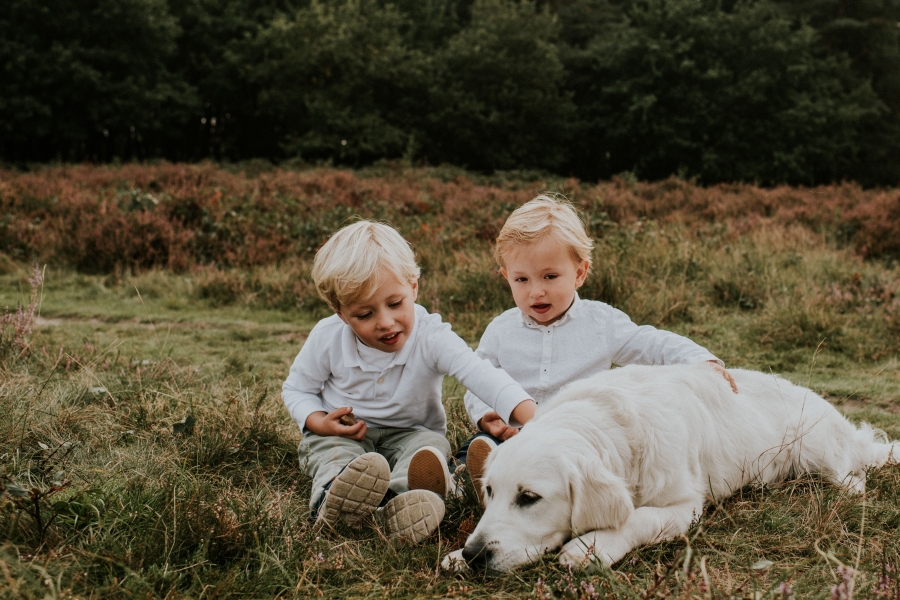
left=312, top=220, right=420, bottom=312
left=494, top=195, right=594, bottom=271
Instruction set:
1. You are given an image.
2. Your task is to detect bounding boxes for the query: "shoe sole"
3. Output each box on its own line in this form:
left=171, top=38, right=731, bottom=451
left=467, top=438, right=494, bottom=508
left=408, top=447, right=449, bottom=497
left=382, top=490, right=445, bottom=543
left=314, top=453, right=390, bottom=530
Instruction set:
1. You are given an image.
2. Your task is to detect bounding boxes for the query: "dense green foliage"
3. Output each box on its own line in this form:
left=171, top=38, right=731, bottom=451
left=2, top=0, right=899, bottom=184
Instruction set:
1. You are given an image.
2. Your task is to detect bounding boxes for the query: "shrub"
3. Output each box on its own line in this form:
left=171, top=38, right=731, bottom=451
left=0, top=263, right=42, bottom=362
left=3, top=165, right=900, bottom=276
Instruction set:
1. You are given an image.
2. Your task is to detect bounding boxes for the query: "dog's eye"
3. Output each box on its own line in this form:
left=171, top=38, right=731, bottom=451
left=515, top=490, right=542, bottom=508
left=485, top=485, right=492, bottom=498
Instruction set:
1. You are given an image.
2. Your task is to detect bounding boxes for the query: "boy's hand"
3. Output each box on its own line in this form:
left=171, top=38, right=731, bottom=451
left=477, top=412, right=519, bottom=441
left=305, top=407, right=367, bottom=440
left=709, top=360, right=738, bottom=394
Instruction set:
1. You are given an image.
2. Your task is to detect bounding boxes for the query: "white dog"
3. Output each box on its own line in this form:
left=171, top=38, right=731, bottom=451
left=444, top=363, right=898, bottom=572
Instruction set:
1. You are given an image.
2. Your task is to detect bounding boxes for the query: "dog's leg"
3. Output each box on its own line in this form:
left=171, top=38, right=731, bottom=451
left=559, top=500, right=702, bottom=569
left=441, top=549, right=469, bottom=572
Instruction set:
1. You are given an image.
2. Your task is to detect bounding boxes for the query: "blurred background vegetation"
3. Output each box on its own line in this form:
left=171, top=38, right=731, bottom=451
left=2, top=0, right=899, bottom=186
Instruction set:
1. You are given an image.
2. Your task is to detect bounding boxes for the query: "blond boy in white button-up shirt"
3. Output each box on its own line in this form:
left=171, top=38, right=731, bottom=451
left=460, top=195, right=737, bottom=505
left=462, top=293, right=722, bottom=427
left=282, top=221, right=534, bottom=542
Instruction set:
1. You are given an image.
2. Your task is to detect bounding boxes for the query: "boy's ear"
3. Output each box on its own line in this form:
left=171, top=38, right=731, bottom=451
left=574, top=260, right=589, bottom=288
left=335, top=310, right=347, bottom=323
left=500, top=267, right=508, bottom=280
left=411, top=281, right=418, bottom=301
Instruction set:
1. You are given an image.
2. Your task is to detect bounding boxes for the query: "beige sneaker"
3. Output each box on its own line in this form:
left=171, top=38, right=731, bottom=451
left=408, top=446, right=453, bottom=497
left=314, top=453, right=390, bottom=531
left=466, top=437, right=497, bottom=508
left=381, top=489, right=445, bottom=543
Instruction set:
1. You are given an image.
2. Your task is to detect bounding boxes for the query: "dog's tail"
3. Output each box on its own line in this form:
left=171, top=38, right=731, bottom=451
left=890, top=442, right=900, bottom=465
left=860, top=425, right=900, bottom=467
left=884, top=439, right=900, bottom=466
left=832, top=425, right=898, bottom=494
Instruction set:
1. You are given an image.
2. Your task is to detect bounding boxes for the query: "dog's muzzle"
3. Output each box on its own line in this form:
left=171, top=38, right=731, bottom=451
left=461, top=542, right=493, bottom=568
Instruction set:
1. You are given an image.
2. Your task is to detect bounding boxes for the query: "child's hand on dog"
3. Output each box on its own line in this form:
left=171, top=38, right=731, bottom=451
left=477, top=411, right=519, bottom=441
left=305, top=407, right=367, bottom=440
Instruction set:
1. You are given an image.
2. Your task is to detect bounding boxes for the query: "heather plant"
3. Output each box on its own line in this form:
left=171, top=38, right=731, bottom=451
left=2, top=164, right=900, bottom=274
left=0, top=263, right=42, bottom=363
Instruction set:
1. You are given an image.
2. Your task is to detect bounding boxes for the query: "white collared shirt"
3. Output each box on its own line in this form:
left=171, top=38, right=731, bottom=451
left=282, top=304, right=531, bottom=434
left=464, top=294, right=721, bottom=426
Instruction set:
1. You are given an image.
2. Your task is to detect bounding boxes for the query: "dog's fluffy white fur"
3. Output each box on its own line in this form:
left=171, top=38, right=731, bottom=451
left=444, top=363, right=898, bottom=572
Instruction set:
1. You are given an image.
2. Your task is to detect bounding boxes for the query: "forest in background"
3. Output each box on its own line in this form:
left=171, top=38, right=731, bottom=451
left=2, top=0, right=900, bottom=186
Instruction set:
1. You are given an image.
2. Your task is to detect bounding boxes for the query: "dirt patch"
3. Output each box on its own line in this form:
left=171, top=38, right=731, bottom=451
left=34, top=315, right=118, bottom=327
left=827, top=395, right=900, bottom=415
left=35, top=315, right=200, bottom=329
left=276, top=332, right=309, bottom=344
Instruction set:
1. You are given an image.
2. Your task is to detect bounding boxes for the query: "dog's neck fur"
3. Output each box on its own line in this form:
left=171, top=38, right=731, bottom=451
left=529, top=400, right=645, bottom=498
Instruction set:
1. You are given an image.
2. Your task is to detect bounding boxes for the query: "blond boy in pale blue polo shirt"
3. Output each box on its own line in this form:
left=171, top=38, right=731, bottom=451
left=282, top=220, right=535, bottom=542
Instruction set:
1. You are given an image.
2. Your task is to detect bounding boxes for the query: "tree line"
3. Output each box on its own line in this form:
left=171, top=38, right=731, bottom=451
left=2, top=0, right=898, bottom=185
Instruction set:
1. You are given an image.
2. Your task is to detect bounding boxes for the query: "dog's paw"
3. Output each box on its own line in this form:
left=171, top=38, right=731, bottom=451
left=441, top=549, right=469, bottom=572
left=559, top=536, right=614, bottom=570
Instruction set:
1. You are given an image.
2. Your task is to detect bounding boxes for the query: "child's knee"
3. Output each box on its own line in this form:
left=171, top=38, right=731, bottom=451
left=384, top=430, right=450, bottom=459
left=422, top=432, right=451, bottom=456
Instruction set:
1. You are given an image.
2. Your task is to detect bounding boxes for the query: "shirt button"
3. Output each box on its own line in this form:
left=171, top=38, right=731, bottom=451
left=377, top=376, right=385, bottom=384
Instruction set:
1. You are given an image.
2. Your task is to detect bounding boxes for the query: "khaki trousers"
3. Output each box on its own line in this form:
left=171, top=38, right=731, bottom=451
left=300, top=427, right=451, bottom=508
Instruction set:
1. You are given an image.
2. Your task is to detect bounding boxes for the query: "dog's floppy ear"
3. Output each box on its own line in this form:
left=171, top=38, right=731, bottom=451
left=569, top=456, right=633, bottom=535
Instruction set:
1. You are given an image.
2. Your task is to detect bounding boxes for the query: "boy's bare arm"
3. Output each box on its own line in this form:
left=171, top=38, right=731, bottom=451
left=305, top=407, right=368, bottom=440
left=510, top=399, right=536, bottom=426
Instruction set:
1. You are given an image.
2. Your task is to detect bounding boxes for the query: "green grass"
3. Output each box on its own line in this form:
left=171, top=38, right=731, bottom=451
left=2, top=218, right=900, bottom=598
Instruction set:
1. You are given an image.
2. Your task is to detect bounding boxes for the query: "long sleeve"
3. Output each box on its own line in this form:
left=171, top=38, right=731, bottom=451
left=463, top=323, right=503, bottom=428
left=282, top=327, right=332, bottom=433
left=422, top=317, right=530, bottom=427
left=455, top=298, right=722, bottom=429
left=605, top=306, right=720, bottom=367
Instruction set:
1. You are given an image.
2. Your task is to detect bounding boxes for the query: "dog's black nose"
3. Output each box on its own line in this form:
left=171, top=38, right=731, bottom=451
left=462, top=544, right=493, bottom=567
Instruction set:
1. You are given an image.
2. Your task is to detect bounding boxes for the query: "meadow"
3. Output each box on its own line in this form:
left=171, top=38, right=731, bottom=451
left=1, top=163, right=899, bottom=599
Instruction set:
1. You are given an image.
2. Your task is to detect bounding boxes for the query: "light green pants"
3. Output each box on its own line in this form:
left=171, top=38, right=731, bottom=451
left=300, top=427, right=451, bottom=509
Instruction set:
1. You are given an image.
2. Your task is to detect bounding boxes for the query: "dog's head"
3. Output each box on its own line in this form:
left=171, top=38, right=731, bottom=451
left=461, top=408, right=633, bottom=572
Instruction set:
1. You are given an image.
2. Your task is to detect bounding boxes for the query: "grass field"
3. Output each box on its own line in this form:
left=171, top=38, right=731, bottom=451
left=1, top=165, right=900, bottom=599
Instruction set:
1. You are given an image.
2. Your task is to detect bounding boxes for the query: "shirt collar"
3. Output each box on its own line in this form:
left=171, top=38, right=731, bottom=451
left=518, top=292, right=583, bottom=329
left=341, top=306, right=421, bottom=370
